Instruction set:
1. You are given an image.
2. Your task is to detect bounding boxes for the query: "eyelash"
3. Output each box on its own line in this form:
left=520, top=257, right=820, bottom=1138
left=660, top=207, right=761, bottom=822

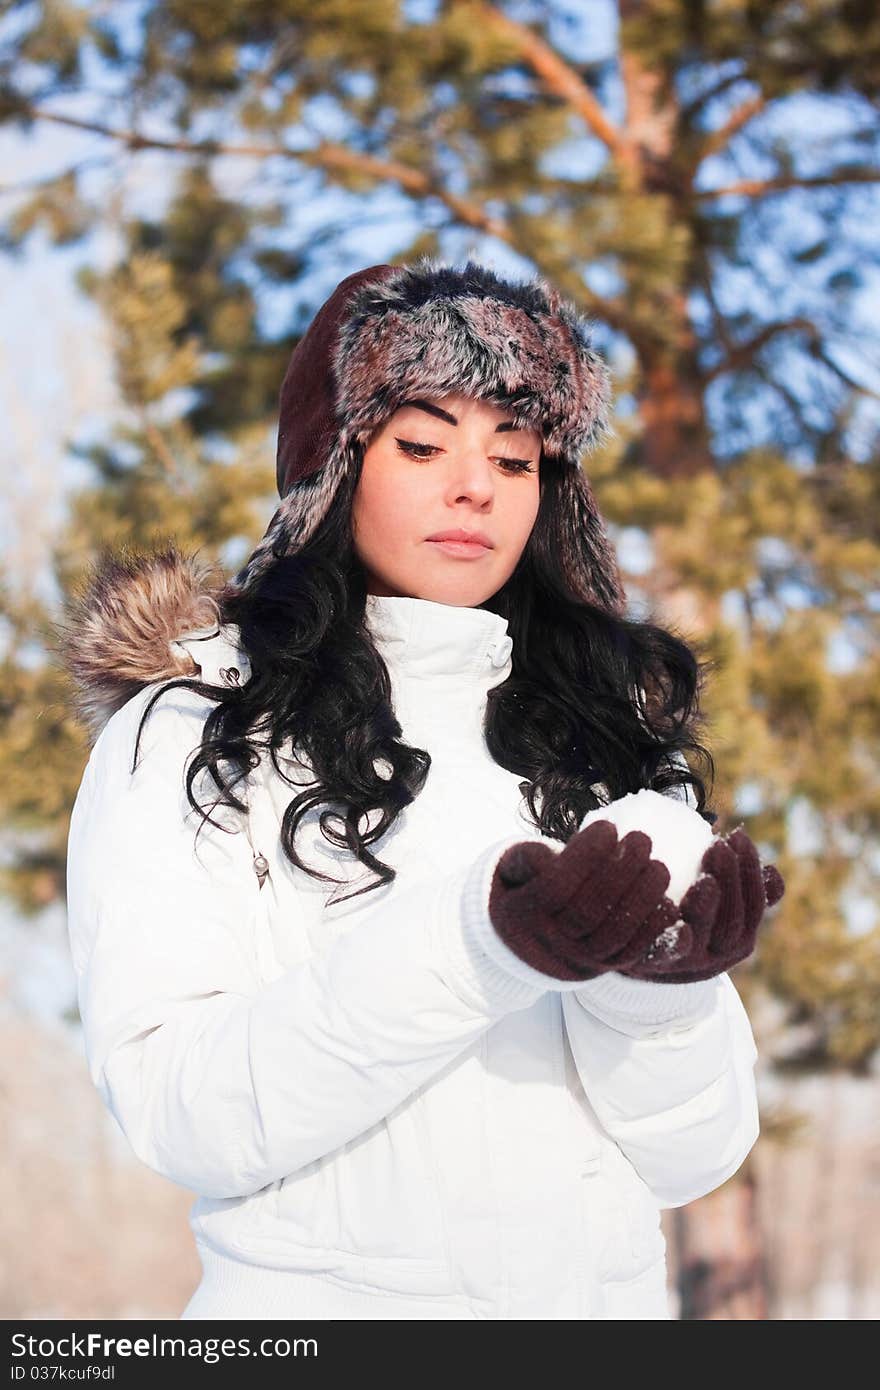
left=394, top=438, right=536, bottom=474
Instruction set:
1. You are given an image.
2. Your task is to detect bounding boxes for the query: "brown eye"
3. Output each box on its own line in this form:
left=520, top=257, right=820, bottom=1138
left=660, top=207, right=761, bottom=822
left=498, top=458, right=535, bottom=474
left=395, top=438, right=438, bottom=458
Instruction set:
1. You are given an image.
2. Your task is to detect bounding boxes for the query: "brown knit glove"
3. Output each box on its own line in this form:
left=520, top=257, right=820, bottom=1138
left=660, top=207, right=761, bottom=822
left=487, top=819, right=685, bottom=982
left=621, top=825, right=786, bottom=984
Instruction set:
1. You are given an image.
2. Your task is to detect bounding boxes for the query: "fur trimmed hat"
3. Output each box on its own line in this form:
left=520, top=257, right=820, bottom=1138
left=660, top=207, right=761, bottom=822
left=230, top=256, right=625, bottom=613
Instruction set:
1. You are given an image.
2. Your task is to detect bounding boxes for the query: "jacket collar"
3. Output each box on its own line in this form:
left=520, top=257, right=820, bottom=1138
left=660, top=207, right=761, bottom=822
left=364, top=593, right=513, bottom=685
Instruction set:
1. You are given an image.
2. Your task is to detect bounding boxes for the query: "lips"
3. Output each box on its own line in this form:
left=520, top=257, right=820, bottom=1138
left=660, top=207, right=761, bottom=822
left=425, top=530, right=494, bottom=548
left=426, top=537, right=493, bottom=560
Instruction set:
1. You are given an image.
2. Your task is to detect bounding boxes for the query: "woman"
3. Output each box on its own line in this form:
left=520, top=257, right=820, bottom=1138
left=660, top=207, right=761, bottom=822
left=60, top=257, right=784, bottom=1320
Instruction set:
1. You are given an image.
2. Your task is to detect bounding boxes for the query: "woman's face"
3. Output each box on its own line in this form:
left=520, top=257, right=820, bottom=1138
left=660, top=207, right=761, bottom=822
left=351, top=392, right=542, bottom=606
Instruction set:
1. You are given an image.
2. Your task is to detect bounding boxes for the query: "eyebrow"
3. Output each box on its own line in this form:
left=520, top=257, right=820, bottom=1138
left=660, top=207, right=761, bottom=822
left=399, top=398, right=526, bottom=433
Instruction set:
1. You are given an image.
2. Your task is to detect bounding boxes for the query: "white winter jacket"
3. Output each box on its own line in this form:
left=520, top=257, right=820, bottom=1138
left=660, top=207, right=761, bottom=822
left=64, top=592, right=760, bottom=1320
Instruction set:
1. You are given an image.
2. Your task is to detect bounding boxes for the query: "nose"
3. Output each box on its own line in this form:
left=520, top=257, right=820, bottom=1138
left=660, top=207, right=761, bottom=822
left=447, top=451, right=497, bottom=504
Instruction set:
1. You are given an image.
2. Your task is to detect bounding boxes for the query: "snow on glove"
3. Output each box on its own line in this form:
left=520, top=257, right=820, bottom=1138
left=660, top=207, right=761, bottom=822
left=487, top=818, right=686, bottom=982
left=621, top=824, right=786, bottom=984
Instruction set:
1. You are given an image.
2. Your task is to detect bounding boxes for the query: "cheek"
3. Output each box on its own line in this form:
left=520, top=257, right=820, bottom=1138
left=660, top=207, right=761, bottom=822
left=353, top=455, right=422, bottom=545
left=506, top=479, right=541, bottom=546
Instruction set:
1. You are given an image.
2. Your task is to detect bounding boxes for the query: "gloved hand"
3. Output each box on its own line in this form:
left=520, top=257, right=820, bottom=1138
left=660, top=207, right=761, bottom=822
left=487, top=819, right=785, bottom=985
left=621, top=824, right=786, bottom=983
left=487, top=818, right=686, bottom=982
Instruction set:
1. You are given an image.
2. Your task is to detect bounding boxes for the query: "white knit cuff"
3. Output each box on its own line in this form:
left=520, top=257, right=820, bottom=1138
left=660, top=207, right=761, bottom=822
left=441, top=837, right=598, bottom=1001
left=573, top=970, right=721, bottom=1036
left=433, top=838, right=547, bottom=1012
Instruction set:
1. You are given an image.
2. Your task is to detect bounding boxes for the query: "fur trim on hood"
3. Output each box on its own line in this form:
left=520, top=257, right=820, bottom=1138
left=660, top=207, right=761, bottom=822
left=55, top=544, right=247, bottom=746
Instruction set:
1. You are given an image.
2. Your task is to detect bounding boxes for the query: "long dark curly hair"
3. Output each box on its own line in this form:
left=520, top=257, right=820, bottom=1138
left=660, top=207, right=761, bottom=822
left=134, top=447, right=717, bottom=906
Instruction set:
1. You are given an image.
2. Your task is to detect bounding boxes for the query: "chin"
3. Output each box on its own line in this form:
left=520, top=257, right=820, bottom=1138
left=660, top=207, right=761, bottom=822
left=424, top=589, right=490, bottom=608
left=369, top=565, right=499, bottom=607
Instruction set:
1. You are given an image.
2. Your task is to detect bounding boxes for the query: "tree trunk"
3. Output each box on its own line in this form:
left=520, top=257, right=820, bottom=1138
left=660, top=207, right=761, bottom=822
left=640, top=355, right=713, bottom=481
left=671, top=1160, right=769, bottom=1319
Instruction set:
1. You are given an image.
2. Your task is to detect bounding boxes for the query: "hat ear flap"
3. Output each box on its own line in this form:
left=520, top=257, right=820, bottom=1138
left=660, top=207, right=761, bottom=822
left=230, top=436, right=355, bottom=593
left=554, top=464, right=626, bottom=614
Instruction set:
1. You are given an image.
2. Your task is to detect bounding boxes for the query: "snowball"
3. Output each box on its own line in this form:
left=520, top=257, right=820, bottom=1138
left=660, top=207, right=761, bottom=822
left=579, top=787, right=715, bottom=902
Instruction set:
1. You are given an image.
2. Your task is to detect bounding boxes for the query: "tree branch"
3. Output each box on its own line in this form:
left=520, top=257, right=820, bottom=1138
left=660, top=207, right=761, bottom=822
left=704, top=317, right=818, bottom=381
left=697, top=168, right=880, bottom=199
left=678, top=67, right=749, bottom=126
left=16, top=100, right=511, bottom=240
left=752, top=360, right=821, bottom=449
left=807, top=342, right=880, bottom=402
left=698, top=94, right=767, bottom=161
left=475, top=2, right=635, bottom=170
